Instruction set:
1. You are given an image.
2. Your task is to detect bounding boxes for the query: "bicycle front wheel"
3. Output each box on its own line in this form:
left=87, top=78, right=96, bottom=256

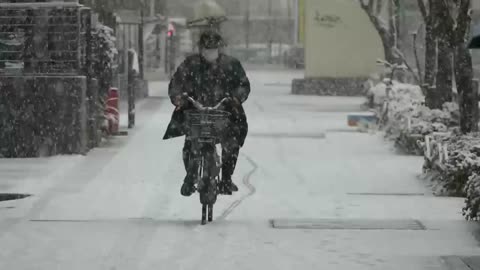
left=199, top=145, right=218, bottom=205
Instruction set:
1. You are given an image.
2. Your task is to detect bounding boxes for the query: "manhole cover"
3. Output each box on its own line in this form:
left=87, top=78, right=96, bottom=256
left=250, top=132, right=326, bottom=139
left=0, top=193, right=31, bottom=202
left=347, top=192, right=425, bottom=196
left=270, top=219, right=426, bottom=230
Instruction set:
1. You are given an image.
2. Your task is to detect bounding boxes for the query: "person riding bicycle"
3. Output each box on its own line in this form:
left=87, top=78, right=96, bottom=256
left=163, top=30, right=250, bottom=197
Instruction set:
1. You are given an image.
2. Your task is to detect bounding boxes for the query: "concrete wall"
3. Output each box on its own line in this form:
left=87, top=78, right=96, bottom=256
left=304, top=0, right=383, bottom=78
left=0, top=76, right=88, bottom=157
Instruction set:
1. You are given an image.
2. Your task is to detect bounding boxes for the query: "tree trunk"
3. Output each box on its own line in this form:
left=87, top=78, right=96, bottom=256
left=424, top=17, right=435, bottom=88
left=382, top=38, right=398, bottom=65
left=433, top=1, right=453, bottom=108
left=453, top=0, right=477, bottom=133
left=423, top=18, right=438, bottom=108
left=436, top=39, right=453, bottom=106
left=391, top=0, right=401, bottom=50
left=455, top=45, right=478, bottom=133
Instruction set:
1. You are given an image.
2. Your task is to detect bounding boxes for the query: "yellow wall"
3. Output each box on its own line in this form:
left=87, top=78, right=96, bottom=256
left=304, top=0, right=384, bottom=78
left=298, top=0, right=305, bottom=44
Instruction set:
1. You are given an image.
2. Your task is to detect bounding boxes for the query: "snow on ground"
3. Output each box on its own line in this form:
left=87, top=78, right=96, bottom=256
left=0, top=69, right=479, bottom=270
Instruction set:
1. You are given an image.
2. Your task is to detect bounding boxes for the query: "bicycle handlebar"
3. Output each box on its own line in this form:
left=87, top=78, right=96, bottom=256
left=182, top=93, right=230, bottom=111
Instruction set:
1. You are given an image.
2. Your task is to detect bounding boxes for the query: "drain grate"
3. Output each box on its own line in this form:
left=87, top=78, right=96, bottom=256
left=0, top=193, right=31, bottom=202
left=270, top=219, right=426, bottom=230
left=326, top=129, right=361, bottom=133
left=264, top=83, right=291, bottom=87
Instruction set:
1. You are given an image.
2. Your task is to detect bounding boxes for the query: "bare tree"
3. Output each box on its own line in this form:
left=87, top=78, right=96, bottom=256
left=418, top=0, right=477, bottom=131
left=359, top=0, right=401, bottom=64
left=416, top=0, right=457, bottom=109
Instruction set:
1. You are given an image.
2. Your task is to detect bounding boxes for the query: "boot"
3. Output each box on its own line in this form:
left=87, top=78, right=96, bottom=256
left=181, top=175, right=195, bottom=197
left=220, top=177, right=238, bottom=195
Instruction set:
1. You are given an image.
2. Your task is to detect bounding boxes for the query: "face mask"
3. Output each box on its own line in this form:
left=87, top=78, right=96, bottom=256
left=202, top=49, right=219, bottom=63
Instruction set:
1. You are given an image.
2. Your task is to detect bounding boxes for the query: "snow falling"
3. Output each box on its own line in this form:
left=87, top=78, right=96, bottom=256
left=1, top=0, right=480, bottom=269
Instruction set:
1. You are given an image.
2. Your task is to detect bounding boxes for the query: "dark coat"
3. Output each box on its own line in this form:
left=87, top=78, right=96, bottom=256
left=162, top=53, right=250, bottom=146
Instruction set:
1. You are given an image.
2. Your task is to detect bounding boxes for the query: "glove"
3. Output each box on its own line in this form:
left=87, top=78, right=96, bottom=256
left=173, top=95, right=186, bottom=111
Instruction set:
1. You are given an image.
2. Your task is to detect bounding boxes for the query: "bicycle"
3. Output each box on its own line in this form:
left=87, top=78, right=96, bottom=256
left=183, top=94, right=231, bottom=225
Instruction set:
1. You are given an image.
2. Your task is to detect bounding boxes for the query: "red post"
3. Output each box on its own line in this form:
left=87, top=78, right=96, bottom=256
left=106, top=87, right=120, bottom=134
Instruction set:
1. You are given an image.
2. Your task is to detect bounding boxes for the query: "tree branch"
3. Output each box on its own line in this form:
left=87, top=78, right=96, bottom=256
left=417, top=0, right=428, bottom=21
left=359, top=0, right=390, bottom=37
left=413, top=31, right=424, bottom=85
left=359, top=0, right=375, bottom=14
left=376, top=0, right=383, bottom=16
left=394, top=47, right=421, bottom=84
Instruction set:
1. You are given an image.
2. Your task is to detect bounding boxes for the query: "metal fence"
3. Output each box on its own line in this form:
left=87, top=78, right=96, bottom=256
left=0, top=2, right=90, bottom=75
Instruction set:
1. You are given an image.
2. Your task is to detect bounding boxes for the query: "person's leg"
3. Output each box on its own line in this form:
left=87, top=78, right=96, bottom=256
left=181, top=139, right=196, bottom=196
left=222, top=136, right=240, bottom=193
left=183, top=139, right=191, bottom=173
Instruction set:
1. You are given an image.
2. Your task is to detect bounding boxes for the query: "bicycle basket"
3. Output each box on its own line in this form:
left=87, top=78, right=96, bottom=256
left=185, top=110, right=230, bottom=140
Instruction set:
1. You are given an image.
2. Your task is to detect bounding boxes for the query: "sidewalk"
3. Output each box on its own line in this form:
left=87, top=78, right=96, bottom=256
left=0, top=71, right=479, bottom=270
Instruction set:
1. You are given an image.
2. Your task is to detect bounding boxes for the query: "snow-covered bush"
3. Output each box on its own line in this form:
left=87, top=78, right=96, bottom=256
left=367, top=80, right=459, bottom=155
left=367, top=80, right=424, bottom=109
left=419, top=132, right=480, bottom=220
left=92, top=24, right=117, bottom=70
left=91, top=24, right=117, bottom=95
left=439, top=134, right=480, bottom=195
left=367, top=80, right=480, bottom=220
left=464, top=174, right=480, bottom=221
left=91, top=24, right=118, bottom=139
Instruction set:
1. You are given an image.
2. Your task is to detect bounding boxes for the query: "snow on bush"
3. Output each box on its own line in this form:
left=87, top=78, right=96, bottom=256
left=436, top=134, right=480, bottom=195
left=419, top=132, right=480, bottom=220
left=464, top=174, right=480, bottom=221
left=92, top=24, right=118, bottom=68
left=366, top=80, right=459, bottom=155
left=366, top=81, right=480, bottom=220
left=367, top=80, right=423, bottom=108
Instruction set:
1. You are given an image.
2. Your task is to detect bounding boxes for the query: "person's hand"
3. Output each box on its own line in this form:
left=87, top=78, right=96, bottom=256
left=231, top=97, right=241, bottom=106
left=228, top=97, right=241, bottom=114
left=173, top=95, right=184, bottom=111
left=173, top=95, right=183, bottom=106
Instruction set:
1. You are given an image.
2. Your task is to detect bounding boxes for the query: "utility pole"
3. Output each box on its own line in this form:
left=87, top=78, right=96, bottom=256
left=287, top=0, right=293, bottom=44
left=150, top=0, right=155, bottom=17
left=244, top=0, right=250, bottom=49
left=293, top=0, right=298, bottom=44
left=139, top=7, right=145, bottom=80
left=268, top=0, right=273, bottom=63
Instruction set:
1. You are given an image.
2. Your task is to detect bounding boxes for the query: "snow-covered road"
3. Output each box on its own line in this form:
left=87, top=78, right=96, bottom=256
left=0, top=69, right=479, bottom=270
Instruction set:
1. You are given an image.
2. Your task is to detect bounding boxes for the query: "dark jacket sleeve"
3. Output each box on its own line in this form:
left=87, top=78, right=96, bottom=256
left=231, top=59, right=251, bottom=103
left=168, top=58, right=193, bottom=105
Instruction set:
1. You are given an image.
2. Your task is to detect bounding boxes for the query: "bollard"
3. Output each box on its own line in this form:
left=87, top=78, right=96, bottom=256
left=128, top=50, right=136, bottom=129
left=106, top=87, right=120, bottom=135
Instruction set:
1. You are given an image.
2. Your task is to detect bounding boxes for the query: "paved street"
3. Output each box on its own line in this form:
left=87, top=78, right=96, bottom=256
left=0, top=69, right=479, bottom=270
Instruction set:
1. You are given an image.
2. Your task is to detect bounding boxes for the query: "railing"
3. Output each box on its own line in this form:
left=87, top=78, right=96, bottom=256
left=418, top=132, right=451, bottom=172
